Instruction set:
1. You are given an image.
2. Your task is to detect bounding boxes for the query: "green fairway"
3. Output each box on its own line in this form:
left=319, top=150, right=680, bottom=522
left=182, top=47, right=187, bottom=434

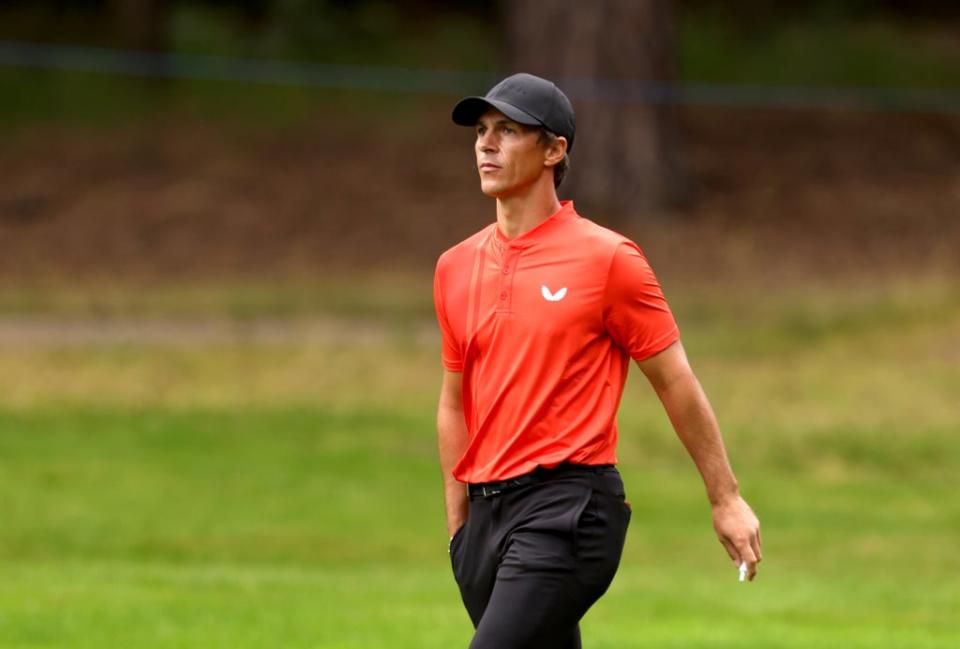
left=0, top=281, right=958, bottom=647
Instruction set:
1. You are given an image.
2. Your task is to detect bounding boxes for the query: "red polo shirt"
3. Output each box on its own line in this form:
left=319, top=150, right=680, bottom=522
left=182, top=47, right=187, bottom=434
left=433, top=201, right=679, bottom=483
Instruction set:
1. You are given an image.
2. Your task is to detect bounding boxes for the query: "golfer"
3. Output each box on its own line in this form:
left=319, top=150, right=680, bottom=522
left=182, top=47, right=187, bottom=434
left=434, top=73, right=761, bottom=649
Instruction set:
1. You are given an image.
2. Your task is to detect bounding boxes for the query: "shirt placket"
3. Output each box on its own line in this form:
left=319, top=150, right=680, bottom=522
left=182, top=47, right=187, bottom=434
left=496, top=245, right=520, bottom=314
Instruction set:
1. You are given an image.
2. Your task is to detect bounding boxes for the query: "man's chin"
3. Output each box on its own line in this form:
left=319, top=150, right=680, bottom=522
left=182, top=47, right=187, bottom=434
left=479, top=181, right=511, bottom=198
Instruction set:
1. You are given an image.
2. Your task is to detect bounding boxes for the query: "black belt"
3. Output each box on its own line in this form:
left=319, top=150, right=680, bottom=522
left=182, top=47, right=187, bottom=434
left=468, top=463, right=615, bottom=499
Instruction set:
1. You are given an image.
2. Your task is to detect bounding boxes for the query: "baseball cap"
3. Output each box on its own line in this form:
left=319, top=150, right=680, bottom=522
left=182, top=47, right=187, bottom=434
left=452, top=73, right=576, bottom=153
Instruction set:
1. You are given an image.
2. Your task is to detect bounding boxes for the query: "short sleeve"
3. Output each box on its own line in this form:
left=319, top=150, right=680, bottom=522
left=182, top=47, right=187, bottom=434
left=433, top=259, right=464, bottom=371
left=602, top=242, right=680, bottom=361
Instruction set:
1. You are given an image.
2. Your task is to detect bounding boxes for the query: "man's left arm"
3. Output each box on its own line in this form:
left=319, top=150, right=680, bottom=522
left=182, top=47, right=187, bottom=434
left=637, top=340, right=763, bottom=580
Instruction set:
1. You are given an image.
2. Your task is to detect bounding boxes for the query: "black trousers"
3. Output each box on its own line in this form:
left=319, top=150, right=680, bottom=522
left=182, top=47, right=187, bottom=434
left=449, top=464, right=632, bottom=649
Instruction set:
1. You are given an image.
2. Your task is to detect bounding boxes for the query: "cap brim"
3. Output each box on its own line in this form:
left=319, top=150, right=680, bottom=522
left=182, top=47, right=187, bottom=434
left=451, top=97, right=543, bottom=128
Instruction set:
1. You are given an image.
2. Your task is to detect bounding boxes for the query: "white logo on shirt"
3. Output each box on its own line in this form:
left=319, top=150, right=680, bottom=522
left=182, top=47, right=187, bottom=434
left=541, top=285, right=568, bottom=302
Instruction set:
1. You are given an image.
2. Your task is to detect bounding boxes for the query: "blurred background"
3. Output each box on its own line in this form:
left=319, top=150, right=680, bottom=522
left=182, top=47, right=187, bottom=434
left=0, top=1, right=957, bottom=647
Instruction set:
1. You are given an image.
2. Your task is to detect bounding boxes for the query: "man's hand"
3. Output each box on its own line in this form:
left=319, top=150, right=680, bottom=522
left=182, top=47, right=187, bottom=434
left=712, top=494, right=762, bottom=581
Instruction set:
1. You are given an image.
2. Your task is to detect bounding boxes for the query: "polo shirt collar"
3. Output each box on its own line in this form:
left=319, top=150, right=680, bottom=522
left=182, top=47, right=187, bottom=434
left=494, top=200, right=578, bottom=249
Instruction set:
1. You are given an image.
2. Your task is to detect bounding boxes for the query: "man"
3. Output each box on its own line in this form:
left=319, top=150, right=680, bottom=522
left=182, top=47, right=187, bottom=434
left=433, top=72, right=761, bottom=649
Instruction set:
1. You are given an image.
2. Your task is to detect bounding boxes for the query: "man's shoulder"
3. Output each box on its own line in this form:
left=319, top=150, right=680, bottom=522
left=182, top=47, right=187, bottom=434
left=569, top=213, right=639, bottom=256
left=436, top=224, right=495, bottom=270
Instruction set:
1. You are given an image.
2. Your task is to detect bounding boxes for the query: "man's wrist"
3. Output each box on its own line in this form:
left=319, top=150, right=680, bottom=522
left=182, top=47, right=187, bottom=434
left=708, top=482, right=740, bottom=507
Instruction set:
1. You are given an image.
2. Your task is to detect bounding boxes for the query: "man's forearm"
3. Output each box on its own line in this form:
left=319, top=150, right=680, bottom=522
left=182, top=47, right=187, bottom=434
left=639, top=342, right=762, bottom=577
left=655, top=371, right=739, bottom=505
left=437, top=403, right=469, bottom=536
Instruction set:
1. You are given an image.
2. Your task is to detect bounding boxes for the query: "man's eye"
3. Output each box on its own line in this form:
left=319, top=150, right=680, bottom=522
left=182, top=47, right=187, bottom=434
left=502, top=126, right=514, bottom=134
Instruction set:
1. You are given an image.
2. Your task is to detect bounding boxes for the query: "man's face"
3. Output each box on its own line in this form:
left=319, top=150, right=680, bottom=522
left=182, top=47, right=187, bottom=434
left=474, top=107, right=547, bottom=198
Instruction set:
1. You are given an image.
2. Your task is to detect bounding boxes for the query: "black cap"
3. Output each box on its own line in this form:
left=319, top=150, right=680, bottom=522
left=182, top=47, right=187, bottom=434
left=452, top=73, right=576, bottom=153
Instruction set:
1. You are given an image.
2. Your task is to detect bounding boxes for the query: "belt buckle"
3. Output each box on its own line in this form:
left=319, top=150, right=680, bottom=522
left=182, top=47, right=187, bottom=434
left=481, top=485, right=501, bottom=498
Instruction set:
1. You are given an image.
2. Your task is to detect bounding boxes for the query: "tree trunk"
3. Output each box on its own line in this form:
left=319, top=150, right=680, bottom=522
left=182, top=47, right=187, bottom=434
left=503, top=0, right=688, bottom=219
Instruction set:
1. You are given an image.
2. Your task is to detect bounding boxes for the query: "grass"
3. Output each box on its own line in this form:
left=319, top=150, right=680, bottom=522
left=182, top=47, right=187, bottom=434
left=0, top=278, right=958, bottom=646
left=0, top=272, right=435, bottom=320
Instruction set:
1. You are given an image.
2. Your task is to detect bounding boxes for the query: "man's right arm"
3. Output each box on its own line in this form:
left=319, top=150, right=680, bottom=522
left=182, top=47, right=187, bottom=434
left=437, top=369, right=469, bottom=538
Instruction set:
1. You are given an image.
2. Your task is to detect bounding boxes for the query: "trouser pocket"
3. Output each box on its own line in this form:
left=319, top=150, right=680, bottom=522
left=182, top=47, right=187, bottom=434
left=449, top=519, right=468, bottom=579
left=573, top=478, right=631, bottom=598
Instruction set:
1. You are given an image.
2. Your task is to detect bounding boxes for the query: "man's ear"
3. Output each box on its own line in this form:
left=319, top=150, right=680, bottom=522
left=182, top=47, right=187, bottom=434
left=544, top=136, right=568, bottom=168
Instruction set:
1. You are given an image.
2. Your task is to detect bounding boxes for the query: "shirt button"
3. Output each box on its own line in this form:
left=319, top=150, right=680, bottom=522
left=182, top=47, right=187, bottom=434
left=502, top=267, right=510, bottom=274
left=499, top=292, right=507, bottom=300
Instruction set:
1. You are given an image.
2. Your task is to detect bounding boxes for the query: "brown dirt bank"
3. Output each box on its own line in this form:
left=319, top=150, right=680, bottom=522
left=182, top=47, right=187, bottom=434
left=0, top=104, right=957, bottom=289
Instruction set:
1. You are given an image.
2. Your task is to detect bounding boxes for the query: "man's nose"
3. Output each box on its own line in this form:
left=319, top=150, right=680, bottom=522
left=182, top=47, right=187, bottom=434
left=476, top=132, right=496, bottom=152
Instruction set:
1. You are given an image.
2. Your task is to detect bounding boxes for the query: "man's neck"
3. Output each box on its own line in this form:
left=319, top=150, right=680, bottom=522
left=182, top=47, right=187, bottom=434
left=495, top=178, right=563, bottom=240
